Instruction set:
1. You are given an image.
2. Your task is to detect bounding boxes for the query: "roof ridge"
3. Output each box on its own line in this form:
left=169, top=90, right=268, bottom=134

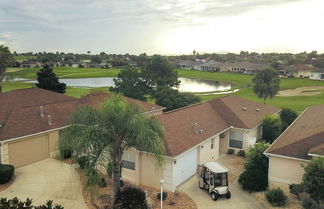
left=161, top=102, right=206, bottom=115
left=209, top=97, right=248, bottom=128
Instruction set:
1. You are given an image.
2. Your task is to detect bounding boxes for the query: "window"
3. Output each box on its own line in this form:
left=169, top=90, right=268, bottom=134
left=122, top=151, right=136, bottom=170
left=211, top=138, right=214, bottom=149
left=229, top=130, right=243, bottom=149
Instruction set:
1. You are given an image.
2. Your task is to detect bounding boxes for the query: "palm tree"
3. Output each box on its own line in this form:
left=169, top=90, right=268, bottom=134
left=59, top=94, right=165, bottom=202
left=0, top=45, right=14, bottom=92
left=252, top=68, right=280, bottom=104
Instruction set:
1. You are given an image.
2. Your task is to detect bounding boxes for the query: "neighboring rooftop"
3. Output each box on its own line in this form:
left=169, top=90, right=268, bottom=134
left=158, top=95, right=279, bottom=156
left=265, top=104, right=324, bottom=160
left=0, top=88, right=163, bottom=141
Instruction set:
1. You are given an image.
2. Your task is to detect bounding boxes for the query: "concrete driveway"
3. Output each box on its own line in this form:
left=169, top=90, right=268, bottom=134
left=179, top=155, right=265, bottom=209
left=0, top=159, right=87, bottom=209
left=179, top=176, right=264, bottom=209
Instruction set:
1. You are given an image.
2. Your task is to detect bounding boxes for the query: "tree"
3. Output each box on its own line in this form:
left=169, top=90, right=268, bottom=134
left=261, top=115, right=282, bottom=144
left=280, top=108, right=298, bottom=130
left=193, top=50, right=196, bottom=56
left=36, top=65, right=66, bottom=93
left=142, top=55, right=180, bottom=89
left=303, top=157, right=324, bottom=202
left=245, top=142, right=270, bottom=173
left=110, top=67, right=150, bottom=101
left=59, top=95, right=165, bottom=202
left=314, top=58, right=324, bottom=69
left=252, top=68, right=280, bottom=104
left=154, top=87, right=201, bottom=111
left=0, top=45, right=14, bottom=92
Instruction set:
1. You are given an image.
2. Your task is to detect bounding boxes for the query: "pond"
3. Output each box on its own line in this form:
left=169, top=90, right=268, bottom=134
left=4, top=77, right=232, bottom=93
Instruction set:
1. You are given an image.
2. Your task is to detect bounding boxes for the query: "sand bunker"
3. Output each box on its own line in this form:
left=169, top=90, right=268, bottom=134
left=277, top=86, right=324, bottom=96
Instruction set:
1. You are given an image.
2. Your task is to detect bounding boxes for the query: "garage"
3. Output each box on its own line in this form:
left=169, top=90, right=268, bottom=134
left=8, top=135, right=49, bottom=167
left=175, top=147, right=198, bottom=186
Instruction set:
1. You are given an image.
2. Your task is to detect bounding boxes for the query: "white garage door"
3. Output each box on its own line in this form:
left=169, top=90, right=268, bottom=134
left=175, top=148, right=198, bottom=186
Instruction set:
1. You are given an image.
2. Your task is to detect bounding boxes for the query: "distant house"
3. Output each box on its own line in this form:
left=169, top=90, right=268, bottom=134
left=264, top=105, right=324, bottom=190
left=289, top=64, right=319, bottom=78
left=309, top=69, right=324, bottom=81
left=227, top=62, right=269, bottom=74
left=20, top=61, right=42, bottom=68
left=177, top=60, right=196, bottom=70
left=198, top=61, right=222, bottom=72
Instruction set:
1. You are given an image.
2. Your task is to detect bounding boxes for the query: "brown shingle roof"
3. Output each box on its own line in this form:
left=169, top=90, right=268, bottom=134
left=0, top=89, right=163, bottom=141
left=158, top=95, right=279, bottom=156
left=309, top=143, right=324, bottom=156
left=0, top=88, right=76, bottom=125
left=266, top=104, right=324, bottom=160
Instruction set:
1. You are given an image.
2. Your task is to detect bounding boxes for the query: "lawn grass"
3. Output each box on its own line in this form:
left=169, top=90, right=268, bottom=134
left=5, top=67, right=121, bottom=79
left=3, top=68, right=324, bottom=112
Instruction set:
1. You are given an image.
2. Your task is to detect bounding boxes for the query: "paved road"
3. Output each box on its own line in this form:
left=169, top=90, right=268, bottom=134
left=0, top=159, right=87, bottom=209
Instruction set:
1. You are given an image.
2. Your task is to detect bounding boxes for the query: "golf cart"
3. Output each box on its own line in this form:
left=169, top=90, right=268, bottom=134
left=197, top=162, right=231, bottom=201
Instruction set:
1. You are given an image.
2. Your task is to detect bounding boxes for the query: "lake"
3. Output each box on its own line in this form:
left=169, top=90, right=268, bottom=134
left=4, top=77, right=232, bottom=93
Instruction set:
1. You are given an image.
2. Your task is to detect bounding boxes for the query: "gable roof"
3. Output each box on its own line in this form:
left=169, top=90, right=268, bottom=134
left=0, top=88, right=163, bottom=141
left=158, top=95, right=279, bottom=156
left=265, top=104, right=324, bottom=160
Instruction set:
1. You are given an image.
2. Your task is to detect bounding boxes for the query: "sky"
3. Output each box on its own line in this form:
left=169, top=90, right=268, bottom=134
left=0, top=0, right=324, bottom=55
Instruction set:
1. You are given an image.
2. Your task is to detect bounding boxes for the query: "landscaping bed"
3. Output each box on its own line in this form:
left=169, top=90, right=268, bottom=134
left=252, top=191, right=303, bottom=209
left=78, top=170, right=196, bottom=209
left=0, top=175, right=15, bottom=192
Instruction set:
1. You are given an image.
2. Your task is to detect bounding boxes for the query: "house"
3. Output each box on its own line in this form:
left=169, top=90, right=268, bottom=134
left=198, top=61, right=222, bottom=72
left=310, top=69, right=324, bottom=81
left=227, top=62, right=269, bottom=74
left=20, top=61, right=42, bottom=68
left=264, top=105, right=324, bottom=191
left=0, top=89, right=278, bottom=192
left=0, top=89, right=164, bottom=168
left=121, top=95, right=278, bottom=191
left=287, top=64, right=319, bottom=78
left=176, top=60, right=196, bottom=70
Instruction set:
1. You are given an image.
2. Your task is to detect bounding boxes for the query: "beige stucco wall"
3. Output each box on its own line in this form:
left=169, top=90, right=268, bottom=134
left=198, top=135, right=220, bottom=164
left=121, top=148, right=174, bottom=191
left=269, top=156, right=308, bottom=188
left=219, top=131, right=229, bottom=154
left=49, top=131, right=59, bottom=158
left=1, top=143, right=9, bottom=164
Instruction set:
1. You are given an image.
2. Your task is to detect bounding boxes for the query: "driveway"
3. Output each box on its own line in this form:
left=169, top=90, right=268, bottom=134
left=178, top=155, right=266, bottom=209
left=0, top=159, right=87, bottom=209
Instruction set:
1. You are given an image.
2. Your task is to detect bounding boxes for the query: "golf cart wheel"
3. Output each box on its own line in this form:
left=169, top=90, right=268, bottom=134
left=226, top=191, right=231, bottom=199
left=211, top=192, right=219, bottom=201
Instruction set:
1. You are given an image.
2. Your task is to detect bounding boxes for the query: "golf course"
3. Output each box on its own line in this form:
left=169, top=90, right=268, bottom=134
left=3, top=67, right=324, bottom=111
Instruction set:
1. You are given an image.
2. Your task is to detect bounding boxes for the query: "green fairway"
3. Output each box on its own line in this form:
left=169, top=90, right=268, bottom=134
left=5, top=67, right=121, bottom=79
left=3, top=68, right=324, bottom=112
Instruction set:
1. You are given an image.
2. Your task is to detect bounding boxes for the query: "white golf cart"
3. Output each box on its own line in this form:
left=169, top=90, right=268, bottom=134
left=197, top=162, right=231, bottom=201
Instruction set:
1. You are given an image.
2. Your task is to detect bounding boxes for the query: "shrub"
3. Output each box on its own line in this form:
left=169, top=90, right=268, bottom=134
left=227, top=149, right=235, bottom=155
left=289, top=183, right=304, bottom=196
left=0, top=197, right=64, bottom=209
left=113, top=187, right=148, bottom=209
left=245, top=142, right=270, bottom=174
left=98, top=178, right=107, bottom=188
left=266, top=188, right=287, bottom=207
left=303, top=157, right=324, bottom=202
left=238, top=169, right=268, bottom=191
left=59, top=148, right=72, bottom=159
left=77, top=156, right=90, bottom=170
left=302, top=196, right=323, bottom=209
left=156, top=192, right=168, bottom=201
left=262, top=115, right=282, bottom=143
left=280, top=108, right=298, bottom=130
left=237, top=150, right=245, bottom=157
left=86, top=172, right=101, bottom=188
left=0, top=164, right=15, bottom=184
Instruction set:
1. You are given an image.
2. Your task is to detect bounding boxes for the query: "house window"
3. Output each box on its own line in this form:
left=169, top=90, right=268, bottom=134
left=122, top=151, right=135, bottom=170
left=211, top=138, right=214, bottom=149
left=229, top=130, right=243, bottom=149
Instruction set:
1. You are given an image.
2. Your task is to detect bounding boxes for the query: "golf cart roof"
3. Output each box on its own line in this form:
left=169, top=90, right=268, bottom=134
left=204, top=162, right=228, bottom=173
